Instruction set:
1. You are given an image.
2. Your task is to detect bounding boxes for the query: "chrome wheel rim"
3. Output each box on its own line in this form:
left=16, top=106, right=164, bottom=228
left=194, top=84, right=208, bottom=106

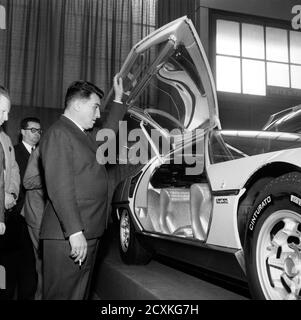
left=120, top=210, right=130, bottom=253
left=256, top=209, right=301, bottom=300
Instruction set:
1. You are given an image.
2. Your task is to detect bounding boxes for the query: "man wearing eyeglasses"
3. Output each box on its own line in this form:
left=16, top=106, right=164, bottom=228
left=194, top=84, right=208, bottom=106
left=13, top=118, right=42, bottom=300
left=14, top=118, right=42, bottom=216
left=9, top=117, right=41, bottom=299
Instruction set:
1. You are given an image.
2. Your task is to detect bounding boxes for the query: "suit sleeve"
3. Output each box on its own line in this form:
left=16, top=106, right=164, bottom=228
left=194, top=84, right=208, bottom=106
left=23, top=148, right=43, bottom=190
left=102, top=101, right=127, bottom=133
left=40, top=129, right=83, bottom=238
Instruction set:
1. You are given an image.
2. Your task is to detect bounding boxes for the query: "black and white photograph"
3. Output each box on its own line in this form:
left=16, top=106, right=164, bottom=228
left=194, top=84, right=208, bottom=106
left=0, top=0, right=301, bottom=309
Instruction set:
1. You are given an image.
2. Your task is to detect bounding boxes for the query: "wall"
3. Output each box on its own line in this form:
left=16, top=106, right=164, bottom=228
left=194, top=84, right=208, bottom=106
left=186, top=0, right=301, bottom=130
left=203, top=0, right=301, bottom=129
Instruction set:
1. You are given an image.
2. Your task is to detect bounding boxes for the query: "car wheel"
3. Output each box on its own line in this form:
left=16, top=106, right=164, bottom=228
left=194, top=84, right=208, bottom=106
left=244, top=172, right=301, bottom=300
left=119, top=209, right=152, bottom=264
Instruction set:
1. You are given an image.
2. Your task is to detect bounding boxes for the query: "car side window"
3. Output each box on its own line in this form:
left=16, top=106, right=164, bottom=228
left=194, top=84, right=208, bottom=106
left=209, top=131, right=236, bottom=164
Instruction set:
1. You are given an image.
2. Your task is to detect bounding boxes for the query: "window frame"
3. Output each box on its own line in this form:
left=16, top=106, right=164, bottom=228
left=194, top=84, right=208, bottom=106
left=210, top=10, right=301, bottom=97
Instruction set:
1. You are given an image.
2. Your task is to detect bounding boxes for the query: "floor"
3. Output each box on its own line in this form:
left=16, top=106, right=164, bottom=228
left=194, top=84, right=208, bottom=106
left=91, top=228, right=249, bottom=300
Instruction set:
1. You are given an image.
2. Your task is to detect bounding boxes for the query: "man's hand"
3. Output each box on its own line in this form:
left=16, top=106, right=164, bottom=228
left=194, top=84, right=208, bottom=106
left=69, top=232, right=87, bottom=264
left=113, top=74, right=124, bottom=103
left=5, top=192, right=16, bottom=210
left=0, top=222, right=5, bottom=235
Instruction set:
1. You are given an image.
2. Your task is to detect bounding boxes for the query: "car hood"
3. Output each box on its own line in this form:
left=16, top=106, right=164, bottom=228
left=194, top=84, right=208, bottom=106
left=218, top=130, right=301, bottom=159
left=117, top=16, right=220, bottom=132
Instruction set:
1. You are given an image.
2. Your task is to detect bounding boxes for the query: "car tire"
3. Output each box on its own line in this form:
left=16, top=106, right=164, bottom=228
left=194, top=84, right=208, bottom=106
left=119, top=209, right=152, bottom=265
left=244, top=172, right=301, bottom=300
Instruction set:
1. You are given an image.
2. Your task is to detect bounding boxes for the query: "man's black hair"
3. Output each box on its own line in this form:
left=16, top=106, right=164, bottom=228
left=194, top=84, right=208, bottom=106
left=20, top=117, right=41, bottom=130
left=64, top=80, right=104, bottom=110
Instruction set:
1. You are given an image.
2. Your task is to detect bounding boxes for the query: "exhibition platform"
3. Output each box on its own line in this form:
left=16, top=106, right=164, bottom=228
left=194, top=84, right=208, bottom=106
left=91, top=229, right=249, bottom=300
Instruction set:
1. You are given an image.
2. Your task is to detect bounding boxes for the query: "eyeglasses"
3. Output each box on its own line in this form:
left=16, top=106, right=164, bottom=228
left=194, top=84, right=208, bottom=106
left=24, top=128, right=42, bottom=134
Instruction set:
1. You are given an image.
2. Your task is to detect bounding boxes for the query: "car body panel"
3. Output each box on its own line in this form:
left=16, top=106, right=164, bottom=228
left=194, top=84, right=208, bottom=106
left=205, top=191, right=245, bottom=249
left=207, top=147, right=301, bottom=192
left=135, top=232, right=246, bottom=281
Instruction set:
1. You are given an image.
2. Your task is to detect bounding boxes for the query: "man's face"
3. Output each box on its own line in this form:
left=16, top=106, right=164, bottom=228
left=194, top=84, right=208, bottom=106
left=0, top=95, right=10, bottom=126
left=21, top=121, right=41, bottom=146
left=77, top=93, right=101, bottom=130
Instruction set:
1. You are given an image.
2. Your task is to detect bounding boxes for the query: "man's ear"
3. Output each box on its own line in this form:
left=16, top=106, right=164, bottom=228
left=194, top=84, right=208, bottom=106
left=21, top=129, right=25, bottom=137
left=73, top=101, right=81, bottom=112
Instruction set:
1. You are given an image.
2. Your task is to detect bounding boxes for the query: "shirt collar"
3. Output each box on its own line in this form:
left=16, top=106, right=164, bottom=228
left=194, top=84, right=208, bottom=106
left=63, top=114, right=85, bottom=132
left=22, top=141, right=34, bottom=154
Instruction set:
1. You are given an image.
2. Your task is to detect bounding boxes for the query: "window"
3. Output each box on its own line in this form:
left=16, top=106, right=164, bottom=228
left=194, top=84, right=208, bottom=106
left=215, top=18, right=301, bottom=96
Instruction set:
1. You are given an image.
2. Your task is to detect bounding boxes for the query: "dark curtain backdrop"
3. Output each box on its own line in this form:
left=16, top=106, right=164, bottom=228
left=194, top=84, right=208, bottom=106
left=0, top=0, right=157, bottom=143
left=158, top=0, right=197, bottom=27
left=157, top=0, right=209, bottom=55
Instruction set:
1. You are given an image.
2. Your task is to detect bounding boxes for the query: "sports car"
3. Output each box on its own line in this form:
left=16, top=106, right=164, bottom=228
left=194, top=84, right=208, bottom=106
left=104, top=16, right=301, bottom=300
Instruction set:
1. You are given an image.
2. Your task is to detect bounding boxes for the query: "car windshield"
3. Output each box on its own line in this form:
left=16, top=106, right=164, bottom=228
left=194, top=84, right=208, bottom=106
left=209, top=130, right=301, bottom=164
left=264, top=108, right=301, bottom=133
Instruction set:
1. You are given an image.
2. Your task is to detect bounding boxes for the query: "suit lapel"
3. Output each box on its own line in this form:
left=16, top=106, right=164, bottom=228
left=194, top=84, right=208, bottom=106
left=20, top=142, right=30, bottom=160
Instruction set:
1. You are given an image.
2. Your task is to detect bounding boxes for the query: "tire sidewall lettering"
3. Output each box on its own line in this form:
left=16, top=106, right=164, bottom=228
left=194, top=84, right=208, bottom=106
left=248, top=195, right=272, bottom=232
left=290, top=194, right=301, bottom=208
left=244, top=173, right=301, bottom=299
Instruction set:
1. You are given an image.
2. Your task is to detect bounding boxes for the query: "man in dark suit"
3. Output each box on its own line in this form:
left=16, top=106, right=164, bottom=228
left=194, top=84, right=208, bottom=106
left=40, top=75, right=125, bottom=300
left=14, top=117, right=42, bottom=214
left=23, top=147, right=47, bottom=300
left=9, top=117, right=41, bottom=299
left=23, top=146, right=46, bottom=300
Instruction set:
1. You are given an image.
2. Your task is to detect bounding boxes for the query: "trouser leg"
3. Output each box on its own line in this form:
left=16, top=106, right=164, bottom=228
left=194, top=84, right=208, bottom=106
left=16, top=216, right=37, bottom=300
left=27, top=226, right=42, bottom=300
left=43, top=238, right=98, bottom=300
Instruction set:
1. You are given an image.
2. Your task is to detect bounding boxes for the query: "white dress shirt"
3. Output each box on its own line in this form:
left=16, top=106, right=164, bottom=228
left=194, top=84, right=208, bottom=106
left=22, top=141, right=35, bottom=154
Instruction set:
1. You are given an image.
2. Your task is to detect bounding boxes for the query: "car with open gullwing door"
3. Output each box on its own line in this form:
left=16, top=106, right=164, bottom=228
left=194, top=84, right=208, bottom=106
left=103, top=16, right=301, bottom=300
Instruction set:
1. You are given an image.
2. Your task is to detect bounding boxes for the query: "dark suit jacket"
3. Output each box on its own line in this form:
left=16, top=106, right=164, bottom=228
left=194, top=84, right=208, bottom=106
left=14, top=142, right=30, bottom=214
left=23, top=146, right=46, bottom=229
left=40, top=102, right=126, bottom=240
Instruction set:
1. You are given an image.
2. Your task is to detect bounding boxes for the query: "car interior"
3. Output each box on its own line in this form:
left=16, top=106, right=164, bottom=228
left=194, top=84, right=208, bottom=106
left=137, top=162, right=212, bottom=242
